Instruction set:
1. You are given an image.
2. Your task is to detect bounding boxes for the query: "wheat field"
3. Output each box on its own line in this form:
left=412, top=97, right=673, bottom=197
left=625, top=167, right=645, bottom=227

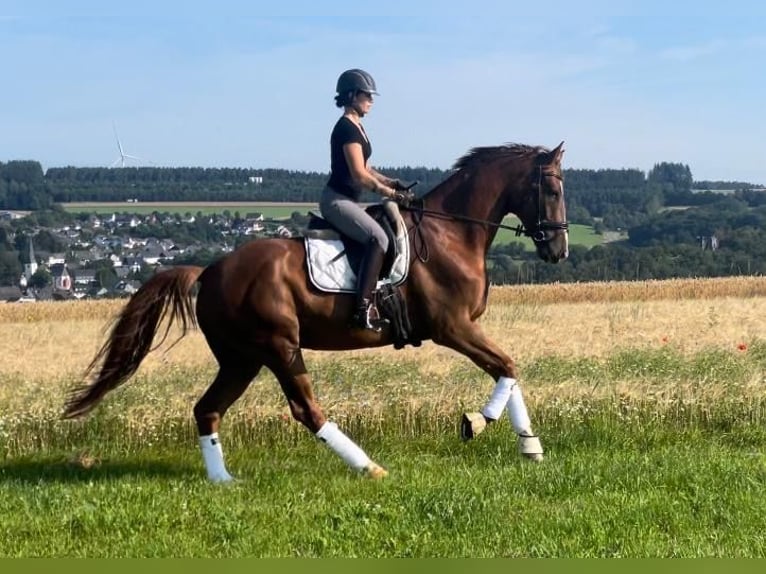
left=1, top=276, right=765, bottom=425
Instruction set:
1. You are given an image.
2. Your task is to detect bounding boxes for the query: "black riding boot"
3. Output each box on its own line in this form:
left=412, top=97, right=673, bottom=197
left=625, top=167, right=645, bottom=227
left=351, top=242, right=388, bottom=333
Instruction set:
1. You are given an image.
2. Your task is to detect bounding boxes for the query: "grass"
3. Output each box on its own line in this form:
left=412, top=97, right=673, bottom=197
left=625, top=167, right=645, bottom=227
left=2, top=280, right=766, bottom=556
left=2, top=397, right=766, bottom=557
left=2, top=345, right=766, bottom=557
left=492, top=219, right=602, bottom=249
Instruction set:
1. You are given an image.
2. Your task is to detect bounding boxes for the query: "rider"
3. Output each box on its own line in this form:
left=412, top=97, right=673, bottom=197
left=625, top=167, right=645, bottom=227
left=319, top=68, right=411, bottom=333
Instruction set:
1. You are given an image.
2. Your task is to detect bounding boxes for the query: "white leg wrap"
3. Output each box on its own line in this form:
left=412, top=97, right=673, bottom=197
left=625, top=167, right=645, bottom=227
left=199, top=433, right=234, bottom=483
left=506, top=383, right=533, bottom=436
left=481, top=377, right=514, bottom=420
left=316, top=421, right=371, bottom=472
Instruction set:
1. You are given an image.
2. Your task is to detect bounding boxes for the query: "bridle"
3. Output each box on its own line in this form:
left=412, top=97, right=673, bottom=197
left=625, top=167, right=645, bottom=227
left=404, top=165, right=569, bottom=261
left=520, top=166, right=569, bottom=243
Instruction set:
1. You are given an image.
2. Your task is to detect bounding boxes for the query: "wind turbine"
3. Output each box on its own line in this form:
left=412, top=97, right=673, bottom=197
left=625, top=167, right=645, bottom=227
left=110, top=121, right=146, bottom=167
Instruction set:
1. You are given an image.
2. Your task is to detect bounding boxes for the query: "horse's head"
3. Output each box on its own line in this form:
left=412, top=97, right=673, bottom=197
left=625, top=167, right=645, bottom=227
left=512, top=142, right=569, bottom=263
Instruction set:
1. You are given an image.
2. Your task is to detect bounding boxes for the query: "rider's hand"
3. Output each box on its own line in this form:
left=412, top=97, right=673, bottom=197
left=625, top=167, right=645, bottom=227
left=391, top=179, right=409, bottom=191
left=393, top=190, right=415, bottom=207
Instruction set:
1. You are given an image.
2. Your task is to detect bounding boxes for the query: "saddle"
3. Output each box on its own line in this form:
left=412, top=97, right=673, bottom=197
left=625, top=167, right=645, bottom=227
left=301, top=201, right=421, bottom=350
left=302, top=200, right=410, bottom=294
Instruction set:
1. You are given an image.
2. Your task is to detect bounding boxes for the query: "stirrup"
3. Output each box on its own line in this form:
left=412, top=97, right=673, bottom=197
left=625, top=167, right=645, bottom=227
left=351, top=304, right=388, bottom=333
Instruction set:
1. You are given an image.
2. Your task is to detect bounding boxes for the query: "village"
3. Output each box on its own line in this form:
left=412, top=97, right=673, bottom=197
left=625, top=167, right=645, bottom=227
left=0, top=209, right=298, bottom=303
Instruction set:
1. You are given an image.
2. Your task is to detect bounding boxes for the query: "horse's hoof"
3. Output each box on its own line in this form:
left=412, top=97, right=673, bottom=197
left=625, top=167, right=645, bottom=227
left=363, top=463, right=389, bottom=479
left=208, top=472, right=237, bottom=484
left=518, top=435, right=544, bottom=462
left=67, top=450, right=101, bottom=469
left=461, top=412, right=487, bottom=441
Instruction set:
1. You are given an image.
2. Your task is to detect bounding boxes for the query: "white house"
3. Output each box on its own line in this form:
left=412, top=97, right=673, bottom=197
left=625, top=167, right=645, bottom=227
left=47, top=253, right=66, bottom=266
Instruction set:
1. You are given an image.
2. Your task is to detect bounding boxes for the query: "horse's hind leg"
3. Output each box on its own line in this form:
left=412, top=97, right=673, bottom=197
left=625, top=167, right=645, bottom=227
left=270, top=347, right=387, bottom=479
left=193, top=362, right=262, bottom=482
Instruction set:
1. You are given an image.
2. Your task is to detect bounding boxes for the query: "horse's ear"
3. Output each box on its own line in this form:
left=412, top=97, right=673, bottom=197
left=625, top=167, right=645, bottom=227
left=548, top=141, right=565, bottom=164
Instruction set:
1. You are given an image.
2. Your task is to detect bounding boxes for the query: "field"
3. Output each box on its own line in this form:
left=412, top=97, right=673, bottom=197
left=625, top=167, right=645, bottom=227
left=2, top=277, right=766, bottom=557
left=61, top=202, right=602, bottom=248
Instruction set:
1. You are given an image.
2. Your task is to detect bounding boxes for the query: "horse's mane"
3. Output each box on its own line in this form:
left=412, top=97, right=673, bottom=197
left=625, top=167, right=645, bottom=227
left=452, top=143, right=549, bottom=171
left=422, top=143, right=551, bottom=198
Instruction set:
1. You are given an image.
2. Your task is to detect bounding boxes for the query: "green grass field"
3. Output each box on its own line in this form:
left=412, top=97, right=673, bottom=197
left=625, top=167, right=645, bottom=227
left=493, top=220, right=602, bottom=249
left=2, top=346, right=766, bottom=557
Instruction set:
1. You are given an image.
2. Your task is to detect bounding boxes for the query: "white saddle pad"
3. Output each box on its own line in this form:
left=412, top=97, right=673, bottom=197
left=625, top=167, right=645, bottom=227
left=304, top=205, right=410, bottom=294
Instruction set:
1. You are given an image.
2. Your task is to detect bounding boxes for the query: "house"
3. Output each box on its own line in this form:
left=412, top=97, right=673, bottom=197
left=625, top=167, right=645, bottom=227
left=74, top=269, right=97, bottom=287
left=122, top=256, right=143, bottom=273
left=70, top=250, right=94, bottom=266
left=47, top=253, right=66, bottom=266
left=140, top=247, right=166, bottom=265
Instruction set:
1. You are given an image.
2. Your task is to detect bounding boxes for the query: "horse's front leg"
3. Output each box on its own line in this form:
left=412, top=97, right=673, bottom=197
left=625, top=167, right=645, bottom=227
left=435, top=323, right=543, bottom=462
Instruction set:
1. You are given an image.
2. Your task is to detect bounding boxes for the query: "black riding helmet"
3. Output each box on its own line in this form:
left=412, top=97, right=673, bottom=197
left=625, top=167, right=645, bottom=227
left=335, top=69, right=379, bottom=96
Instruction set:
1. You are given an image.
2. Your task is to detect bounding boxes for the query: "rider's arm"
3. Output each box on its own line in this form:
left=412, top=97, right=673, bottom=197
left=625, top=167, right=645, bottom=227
left=343, top=142, right=396, bottom=199
left=369, top=167, right=398, bottom=189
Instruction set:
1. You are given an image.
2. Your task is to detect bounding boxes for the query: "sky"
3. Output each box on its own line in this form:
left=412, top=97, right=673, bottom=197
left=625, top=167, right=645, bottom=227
left=1, top=1, right=765, bottom=184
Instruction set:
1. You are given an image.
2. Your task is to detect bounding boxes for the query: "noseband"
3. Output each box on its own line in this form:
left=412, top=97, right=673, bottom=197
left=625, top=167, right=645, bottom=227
left=514, top=166, right=569, bottom=243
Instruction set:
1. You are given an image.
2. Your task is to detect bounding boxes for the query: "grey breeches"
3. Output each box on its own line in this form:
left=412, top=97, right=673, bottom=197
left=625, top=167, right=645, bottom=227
left=319, top=187, right=389, bottom=252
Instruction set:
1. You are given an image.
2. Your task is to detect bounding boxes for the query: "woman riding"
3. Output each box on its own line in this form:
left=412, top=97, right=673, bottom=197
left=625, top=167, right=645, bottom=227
left=319, top=68, right=411, bottom=333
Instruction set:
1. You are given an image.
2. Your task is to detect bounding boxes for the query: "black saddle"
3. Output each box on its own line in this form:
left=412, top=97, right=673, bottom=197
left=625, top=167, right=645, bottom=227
left=303, top=203, right=401, bottom=278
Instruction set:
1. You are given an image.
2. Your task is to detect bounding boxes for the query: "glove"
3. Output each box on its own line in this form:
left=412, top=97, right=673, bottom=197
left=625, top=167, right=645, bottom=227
left=392, top=179, right=410, bottom=191
left=393, top=190, right=415, bottom=207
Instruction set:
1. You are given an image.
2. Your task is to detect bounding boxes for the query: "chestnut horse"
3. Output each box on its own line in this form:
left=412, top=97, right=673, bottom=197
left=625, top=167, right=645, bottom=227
left=63, top=142, right=569, bottom=481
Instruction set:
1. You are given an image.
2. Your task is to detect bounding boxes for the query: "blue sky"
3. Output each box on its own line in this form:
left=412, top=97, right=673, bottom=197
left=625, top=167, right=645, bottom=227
left=1, top=0, right=765, bottom=184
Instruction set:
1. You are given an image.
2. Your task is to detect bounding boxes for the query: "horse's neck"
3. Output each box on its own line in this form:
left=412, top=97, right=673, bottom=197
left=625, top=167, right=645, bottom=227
left=424, top=172, right=508, bottom=253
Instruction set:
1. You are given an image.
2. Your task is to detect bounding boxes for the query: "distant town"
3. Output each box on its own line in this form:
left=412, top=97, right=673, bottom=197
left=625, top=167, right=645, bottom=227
left=0, top=208, right=298, bottom=303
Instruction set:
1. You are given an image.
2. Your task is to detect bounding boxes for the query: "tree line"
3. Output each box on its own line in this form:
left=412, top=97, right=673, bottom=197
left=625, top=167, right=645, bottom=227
left=8, top=158, right=756, bottom=216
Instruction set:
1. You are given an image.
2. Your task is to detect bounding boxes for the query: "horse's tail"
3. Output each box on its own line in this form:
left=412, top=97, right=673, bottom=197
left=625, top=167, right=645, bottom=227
left=62, top=265, right=204, bottom=419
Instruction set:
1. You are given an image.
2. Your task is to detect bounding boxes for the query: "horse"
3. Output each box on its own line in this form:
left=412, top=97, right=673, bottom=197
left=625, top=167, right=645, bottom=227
left=62, top=141, right=569, bottom=482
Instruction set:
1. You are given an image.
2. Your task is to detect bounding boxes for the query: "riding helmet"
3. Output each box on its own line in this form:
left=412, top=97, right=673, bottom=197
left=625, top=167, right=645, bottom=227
left=335, top=69, right=379, bottom=95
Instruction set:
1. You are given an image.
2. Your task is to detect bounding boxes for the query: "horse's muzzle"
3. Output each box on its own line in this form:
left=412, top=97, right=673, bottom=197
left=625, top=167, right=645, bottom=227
left=536, top=235, right=569, bottom=263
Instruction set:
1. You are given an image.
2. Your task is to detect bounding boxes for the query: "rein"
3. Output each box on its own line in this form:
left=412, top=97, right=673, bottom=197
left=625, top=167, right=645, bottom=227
left=403, top=166, right=568, bottom=262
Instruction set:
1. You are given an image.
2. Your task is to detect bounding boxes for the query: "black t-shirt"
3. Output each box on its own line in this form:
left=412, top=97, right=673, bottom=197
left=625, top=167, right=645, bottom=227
left=326, top=116, right=372, bottom=201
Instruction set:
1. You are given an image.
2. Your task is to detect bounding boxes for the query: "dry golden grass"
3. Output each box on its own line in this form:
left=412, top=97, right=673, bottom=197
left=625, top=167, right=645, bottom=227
left=0, top=299, right=123, bottom=324
left=2, top=276, right=764, bottom=325
left=490, top=276, right=766, bottom=305
left=1, top=277, right=765, bottom=426
left=3, top=284, right=764, bottom=379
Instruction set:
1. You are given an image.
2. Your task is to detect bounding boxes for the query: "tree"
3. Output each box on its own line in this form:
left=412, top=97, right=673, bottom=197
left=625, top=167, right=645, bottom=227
left=648, top=162, right=693, bottom=192
left=96, top=267, right=118, bottom=290
left=29, top=268, right=52, bottom=289
left=0, top=226, right=11, bottom=248
left=0, top=249, right=22, bottom=285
